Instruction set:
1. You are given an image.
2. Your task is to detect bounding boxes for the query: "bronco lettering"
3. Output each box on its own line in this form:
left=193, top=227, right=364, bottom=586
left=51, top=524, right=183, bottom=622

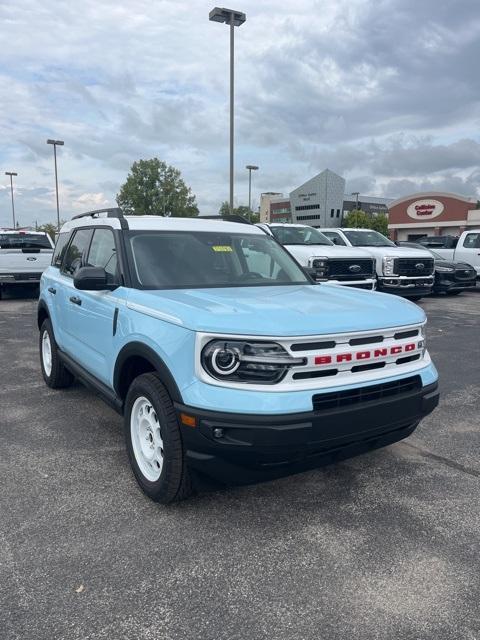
left=314, top=342, right=418, bottom=366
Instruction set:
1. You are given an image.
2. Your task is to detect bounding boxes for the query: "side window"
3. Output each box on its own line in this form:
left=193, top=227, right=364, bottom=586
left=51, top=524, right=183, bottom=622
left=86, top=229, right=118, bottom=280
left=325, top=232, right=346, bottom=246
left=463, top=233, right=480, bottom=249
left=52, top=232, right=71, bottom=268
left=61, top=229, right=93, bottom=278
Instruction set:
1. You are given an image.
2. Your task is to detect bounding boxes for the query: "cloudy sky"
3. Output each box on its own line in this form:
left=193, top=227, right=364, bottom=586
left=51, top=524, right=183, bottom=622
left=1, top=0, right=480, bottom=227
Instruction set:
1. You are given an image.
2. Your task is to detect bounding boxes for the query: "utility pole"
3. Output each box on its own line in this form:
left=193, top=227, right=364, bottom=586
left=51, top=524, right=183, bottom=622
left=47, top=139, right=65, bottom=231
left=5, top=172, right=17, bottom=229
left=209, top=7, right=246, bottom=214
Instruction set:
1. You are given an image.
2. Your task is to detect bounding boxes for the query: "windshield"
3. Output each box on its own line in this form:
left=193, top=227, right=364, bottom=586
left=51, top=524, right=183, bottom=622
left=343, top=229, right=395, bottom=247
left=270, top=226, right=332, bottom=246
left=0, top=233, right=53, bottom=250
left=127, top=231, right=310, bottom=289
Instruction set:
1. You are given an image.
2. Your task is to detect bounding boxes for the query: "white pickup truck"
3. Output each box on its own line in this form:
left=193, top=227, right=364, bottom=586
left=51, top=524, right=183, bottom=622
left=258, top=223, right=376, bottom=289
left=319, top=227, right=435, bottom=300
left=0, top=231, right=54, bottom=298
left=419, top=230, right=480, bottom=276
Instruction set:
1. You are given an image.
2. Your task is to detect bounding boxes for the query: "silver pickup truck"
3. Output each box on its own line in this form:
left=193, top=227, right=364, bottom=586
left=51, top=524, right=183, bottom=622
left=0, top=231, right=54, bottom=298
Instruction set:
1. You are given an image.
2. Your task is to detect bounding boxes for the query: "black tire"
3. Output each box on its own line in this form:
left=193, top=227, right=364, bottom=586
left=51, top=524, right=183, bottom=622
left=124, top=373, right=192, bottom=503
left=446, top=290, right=462, bottom=296
left=408, top=296, right=423, bottom=302
left=39, top=319, right=74, bottom=388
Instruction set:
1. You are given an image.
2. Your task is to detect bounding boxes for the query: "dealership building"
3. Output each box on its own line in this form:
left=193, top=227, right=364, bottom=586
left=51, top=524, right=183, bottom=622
left=387, top=192, right=480, bottom=241
left=260, top=169, right=391, bottom=226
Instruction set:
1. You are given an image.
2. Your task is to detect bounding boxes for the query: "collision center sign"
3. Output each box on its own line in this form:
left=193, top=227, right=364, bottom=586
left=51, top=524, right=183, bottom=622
left=407, top=199, right=444, bottom=220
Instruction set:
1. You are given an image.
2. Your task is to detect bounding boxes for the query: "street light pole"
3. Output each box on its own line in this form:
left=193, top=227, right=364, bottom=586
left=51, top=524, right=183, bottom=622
left=351, top=191, right=360, bottom=224
left=5, top=172, right=17, bottom=228
left=246, top=165, right=259, bottom=216
left=47, top=139, right=65, bottom=231
left=209, top=7, right=246, bottom=214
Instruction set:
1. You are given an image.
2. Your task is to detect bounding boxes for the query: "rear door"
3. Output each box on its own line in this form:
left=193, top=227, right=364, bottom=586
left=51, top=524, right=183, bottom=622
left=58, top=228, right=94, bottom=355
left=64, top=227, right=121, bottom=384
left=454, top=232, right=480, bottom=274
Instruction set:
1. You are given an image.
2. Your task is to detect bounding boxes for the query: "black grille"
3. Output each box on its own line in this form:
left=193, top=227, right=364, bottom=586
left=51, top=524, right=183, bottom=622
left=394, top=258, right=434, bottom=277
left=326, top=259, right=374, bottom=280
left=312, top=375, right=422, bottom=412
left=454, top=268, right=476, bottom=281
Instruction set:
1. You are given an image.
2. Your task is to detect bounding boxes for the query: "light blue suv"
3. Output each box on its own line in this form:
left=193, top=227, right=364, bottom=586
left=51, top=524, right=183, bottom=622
left=38, top=209, right=439, bottom=503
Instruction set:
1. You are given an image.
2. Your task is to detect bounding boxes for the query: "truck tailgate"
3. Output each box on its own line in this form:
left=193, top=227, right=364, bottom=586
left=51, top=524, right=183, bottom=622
left=0, top=250, right=53, bottom=274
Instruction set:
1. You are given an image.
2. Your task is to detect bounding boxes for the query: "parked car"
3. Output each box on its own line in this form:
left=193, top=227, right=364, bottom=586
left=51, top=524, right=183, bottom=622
left=398, top=242, right=477, bottom=295
left=0, top=230, right=54, bottom=298
left=417, top=235, right=459, bottom=250
left=258, top=223, right=376, bottom=289
left=416, top=230, right=480, bottom=276
left=318, top=228, right=435, bottom=300
left=38, top=209, right=439, bottom=503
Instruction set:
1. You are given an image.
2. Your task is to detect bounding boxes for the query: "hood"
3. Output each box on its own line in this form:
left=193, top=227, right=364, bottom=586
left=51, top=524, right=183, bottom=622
left=436, top=260, right=476, bottom=270
left=357, top=246, right=433, bottom=259
left=284, top=244, right=372, bottom=264
left=127, top=285, right=425, bottom=336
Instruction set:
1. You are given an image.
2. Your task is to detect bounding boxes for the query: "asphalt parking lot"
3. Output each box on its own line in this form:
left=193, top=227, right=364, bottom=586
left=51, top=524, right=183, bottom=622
left=1, top=287, right=479, bottom=640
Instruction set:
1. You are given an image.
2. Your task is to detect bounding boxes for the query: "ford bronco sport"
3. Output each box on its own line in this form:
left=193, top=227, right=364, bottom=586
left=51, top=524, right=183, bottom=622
left=38, top=209, right=439, bottom=503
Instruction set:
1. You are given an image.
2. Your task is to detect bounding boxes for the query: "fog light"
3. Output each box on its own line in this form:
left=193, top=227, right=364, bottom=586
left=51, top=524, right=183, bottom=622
left=213, top=428, right=224, bottom=439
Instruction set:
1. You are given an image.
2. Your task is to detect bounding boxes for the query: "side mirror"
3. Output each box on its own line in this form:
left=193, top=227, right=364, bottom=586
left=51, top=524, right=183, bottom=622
left=74, top=266, right=118, bottom=291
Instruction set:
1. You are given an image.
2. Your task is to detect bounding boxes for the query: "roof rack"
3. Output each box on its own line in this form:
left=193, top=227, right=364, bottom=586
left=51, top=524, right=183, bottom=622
left=197, top=215, right=252, bottom=225
left=71, top=207, right=129, bottom=230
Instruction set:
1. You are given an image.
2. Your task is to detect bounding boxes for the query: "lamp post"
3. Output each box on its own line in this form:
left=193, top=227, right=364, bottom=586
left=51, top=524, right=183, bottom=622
left=351, top=191, right=360, bottom=224
left=209, top=7, right=246, bottom=214
left=5, top=172, right=17, bottom=228
left=245, top=164, right=258, bottom=218
left=47, top=139, right=64, bottom=231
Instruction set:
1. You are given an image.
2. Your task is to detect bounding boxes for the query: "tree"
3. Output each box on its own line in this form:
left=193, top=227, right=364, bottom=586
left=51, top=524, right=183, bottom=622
left=37, top=221, right=66, bottom=240
left=343, top=210, right=389, bottom=236
left=218, top=201, right=259, bottom=223
left=117, top=158, right=198, bottom=217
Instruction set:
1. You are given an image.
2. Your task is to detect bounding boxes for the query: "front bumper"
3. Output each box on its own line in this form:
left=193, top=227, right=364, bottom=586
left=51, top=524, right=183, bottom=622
left=175, top=378, right=439, bottom=485
left=434, top=273, right=477, bottom=293
left=378, top=276, right=434, bottom=297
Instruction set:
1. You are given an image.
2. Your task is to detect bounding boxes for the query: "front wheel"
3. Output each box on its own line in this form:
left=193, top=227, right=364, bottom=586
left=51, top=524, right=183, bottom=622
left=124, top=373, right=192, bottom=503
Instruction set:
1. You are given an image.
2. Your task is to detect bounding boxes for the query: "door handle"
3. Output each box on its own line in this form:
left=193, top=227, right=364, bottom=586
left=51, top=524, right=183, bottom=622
left=69, top=296, right=82, bottom=306
left=48, top=287, right=56, bottom=294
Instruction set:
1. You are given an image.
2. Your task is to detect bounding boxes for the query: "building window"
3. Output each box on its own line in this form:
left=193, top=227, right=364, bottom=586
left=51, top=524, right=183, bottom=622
left=330, top=209, right=334, bottom=218
left=295, top=204, right=320, bottom=211
left=336, top=209, right=340, bottom=217
left=296, top=214, right=321, bottom=221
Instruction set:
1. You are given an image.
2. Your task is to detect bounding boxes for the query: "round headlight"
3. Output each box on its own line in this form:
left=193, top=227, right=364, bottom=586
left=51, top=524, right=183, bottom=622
left=210, top=346, right=240, bottom=375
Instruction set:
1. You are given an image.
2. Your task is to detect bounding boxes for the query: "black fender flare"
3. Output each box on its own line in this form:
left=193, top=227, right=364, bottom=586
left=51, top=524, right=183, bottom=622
left=113, top=342, right=183, bottom=403
left=37, top=299, right=50, bottom=329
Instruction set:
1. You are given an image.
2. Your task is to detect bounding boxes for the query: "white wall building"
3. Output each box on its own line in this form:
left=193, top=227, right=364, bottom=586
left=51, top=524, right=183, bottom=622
left=290, top=169, right=346, bottom=227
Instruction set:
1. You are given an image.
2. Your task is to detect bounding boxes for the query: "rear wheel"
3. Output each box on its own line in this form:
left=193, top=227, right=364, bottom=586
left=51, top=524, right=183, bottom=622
left=446, top=290, right=462, bottom=296
left=408, top=296, right=423, bottom=302
left=39, top=319, right=74, bottom=388
left=124, top=373, right=192, bottom=503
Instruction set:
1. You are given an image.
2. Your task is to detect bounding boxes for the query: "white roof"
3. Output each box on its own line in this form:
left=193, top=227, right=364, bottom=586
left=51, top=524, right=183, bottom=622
left=62, top=214, right=263, bottom=235
left=0, top=229, right=49, bottom=235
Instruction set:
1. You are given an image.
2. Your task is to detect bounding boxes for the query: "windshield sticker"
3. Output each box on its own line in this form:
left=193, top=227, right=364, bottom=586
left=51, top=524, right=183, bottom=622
left=212, top=245, right=233, bottom=252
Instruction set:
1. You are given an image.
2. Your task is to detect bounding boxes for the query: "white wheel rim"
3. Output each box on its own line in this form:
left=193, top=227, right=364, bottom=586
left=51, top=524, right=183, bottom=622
left=42, top=330, right=52, bottom=377
left=130, top=396, right=164, bottom=482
